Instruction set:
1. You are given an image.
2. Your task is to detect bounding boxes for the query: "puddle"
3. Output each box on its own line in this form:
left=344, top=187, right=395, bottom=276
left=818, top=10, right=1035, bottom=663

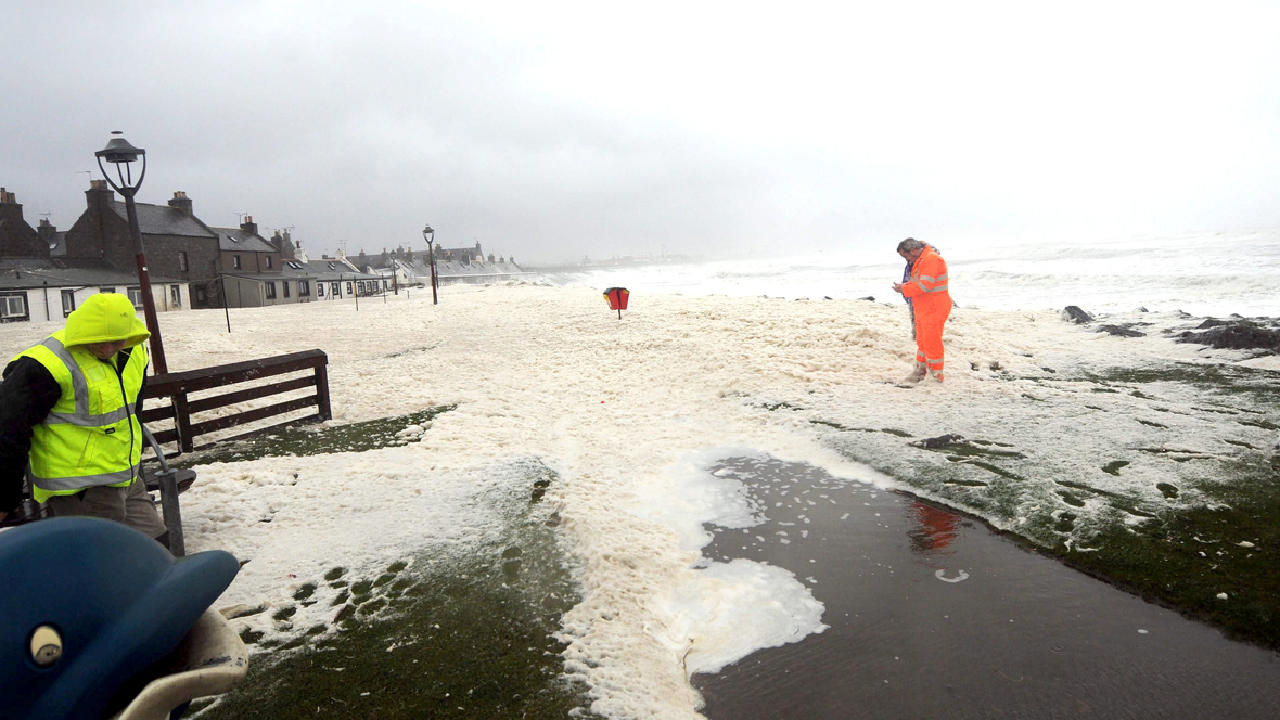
left=692, top=456, right=1280, bottom=719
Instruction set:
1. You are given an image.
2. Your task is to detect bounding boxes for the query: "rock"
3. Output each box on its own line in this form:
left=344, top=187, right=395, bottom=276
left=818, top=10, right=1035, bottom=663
left=1175, top=320, right=1280, bottom=352
left=1061, top=306, right=1093, bottom=324
left=909, top=433, right=964, bottom=449
left=1098, top=324, right=1146, bottom=337
left=857, top=296, right=875, bottom=301
left=1196, top=318, right=1232, bottom=329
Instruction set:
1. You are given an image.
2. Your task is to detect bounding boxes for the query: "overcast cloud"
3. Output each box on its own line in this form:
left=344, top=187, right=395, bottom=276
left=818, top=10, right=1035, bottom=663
left=4, top=0, right=1279, bottom=263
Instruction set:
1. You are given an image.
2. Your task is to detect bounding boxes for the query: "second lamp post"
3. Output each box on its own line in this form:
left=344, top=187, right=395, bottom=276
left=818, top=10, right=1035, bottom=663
left=423, top=224, right=438, bottom=305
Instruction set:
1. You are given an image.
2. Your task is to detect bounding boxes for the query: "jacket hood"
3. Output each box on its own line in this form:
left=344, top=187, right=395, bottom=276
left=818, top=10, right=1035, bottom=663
left=63, top=293, right=151, bottom=348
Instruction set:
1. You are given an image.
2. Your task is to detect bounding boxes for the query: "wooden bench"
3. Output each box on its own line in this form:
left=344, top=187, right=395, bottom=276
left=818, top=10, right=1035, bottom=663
left=140, top=349, right=332, bottom=453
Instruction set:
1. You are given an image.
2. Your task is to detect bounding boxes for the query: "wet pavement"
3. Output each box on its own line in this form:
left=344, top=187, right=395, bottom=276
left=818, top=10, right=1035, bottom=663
left=692, top=456, right=1280, bottom=719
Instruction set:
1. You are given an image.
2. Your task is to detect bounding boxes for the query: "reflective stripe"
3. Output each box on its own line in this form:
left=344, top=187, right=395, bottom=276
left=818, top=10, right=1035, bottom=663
left=919, top=273, right=948, bottom=283
left=922, top=283, right=948, bottom=293
left=45, top=407, right=132, bottom=427
left=39, top=337, right=89, bottom=418
left=30, top=466, right=138, bottom=491
left=38, top=337, right=133, bottom=426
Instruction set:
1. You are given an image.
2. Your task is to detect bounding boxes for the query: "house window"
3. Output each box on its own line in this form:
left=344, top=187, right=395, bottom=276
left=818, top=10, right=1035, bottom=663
left=299, top=280, right=311, bottom=295
left=178, top=252, right=189, bottom=271
left=317, top=283, right=325, bottom=297
left=100, top=287, right=116, bottom=294
left=61, top=290, right=76, bottom=318
left=169, top=284, right=182, bottom=308
left=126, top=287, right=143, bottom=308
left=1, top=294, right=28, bottom=321
left=233, top=255, right=242, bottom=270
left=265, top=256, right=273, bottom=269
left=195, top=287, right=207, bottom=304
left=331, top=282, right=339, bottom=297
left=264, top=281, right=277, bottom=299
left=282, top=281, right=291, bottom=298
left=346, top=282, right=354, bottom=294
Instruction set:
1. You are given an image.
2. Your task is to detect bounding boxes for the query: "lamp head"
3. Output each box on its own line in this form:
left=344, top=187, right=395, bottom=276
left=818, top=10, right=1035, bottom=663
left=422, top=225, right=434, bottom=244
left=96, top=132, right=144, bottom=165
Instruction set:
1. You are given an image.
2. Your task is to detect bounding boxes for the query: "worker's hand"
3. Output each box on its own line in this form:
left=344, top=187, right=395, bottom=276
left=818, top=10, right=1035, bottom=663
left=892, top=282, right=904, bottom=294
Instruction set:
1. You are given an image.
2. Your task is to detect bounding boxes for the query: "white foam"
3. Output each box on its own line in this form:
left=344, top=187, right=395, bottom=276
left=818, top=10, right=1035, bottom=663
left=1, top=261, right=1273, bottom=718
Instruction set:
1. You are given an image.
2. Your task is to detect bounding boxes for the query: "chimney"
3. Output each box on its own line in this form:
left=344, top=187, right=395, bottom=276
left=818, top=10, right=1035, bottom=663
left=240, top=214, right=257, bottom=237
left=282, top=230, right=296, bottom=260
left=85, top=180, right=115, bottom=224
left=37, top=218, right=56, bottom=243
left=0, top=187, right=23, bottom=227
left=168, top=191, right=192, bottom=215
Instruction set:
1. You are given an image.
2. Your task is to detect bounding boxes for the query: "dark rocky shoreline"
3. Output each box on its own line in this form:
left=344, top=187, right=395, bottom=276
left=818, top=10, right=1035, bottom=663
left=1061, top=304, right=1280, bottom=354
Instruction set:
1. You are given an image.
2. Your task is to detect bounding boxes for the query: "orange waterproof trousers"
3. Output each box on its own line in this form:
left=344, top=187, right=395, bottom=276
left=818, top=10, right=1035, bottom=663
left=914, top=304, right=950, bottom=378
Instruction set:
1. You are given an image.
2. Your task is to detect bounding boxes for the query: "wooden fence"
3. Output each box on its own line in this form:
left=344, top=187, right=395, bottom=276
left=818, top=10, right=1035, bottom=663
left=140, top=349, right=332, bottom=453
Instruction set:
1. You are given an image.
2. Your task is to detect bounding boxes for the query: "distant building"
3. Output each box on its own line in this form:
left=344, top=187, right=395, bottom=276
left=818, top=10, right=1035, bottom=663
left=62, top=182, right=219, bottom=307
left=1, top=187, right=188, bottom=323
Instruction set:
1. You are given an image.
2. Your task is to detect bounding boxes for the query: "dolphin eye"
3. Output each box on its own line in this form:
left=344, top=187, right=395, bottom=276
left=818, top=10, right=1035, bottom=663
left=29, top=625, right=63, bottom=667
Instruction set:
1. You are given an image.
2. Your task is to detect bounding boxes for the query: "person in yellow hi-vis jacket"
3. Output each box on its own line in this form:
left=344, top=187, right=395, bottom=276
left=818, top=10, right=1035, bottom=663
left=0, top=293, right=167, bottom=540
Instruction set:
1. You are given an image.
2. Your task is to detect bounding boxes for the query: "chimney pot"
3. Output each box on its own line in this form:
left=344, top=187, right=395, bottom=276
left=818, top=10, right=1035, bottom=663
left=167, top=191, right=193, bottom=215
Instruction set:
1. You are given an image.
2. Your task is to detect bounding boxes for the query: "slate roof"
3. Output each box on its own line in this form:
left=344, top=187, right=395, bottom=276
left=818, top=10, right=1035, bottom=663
left=0, top=257, right=175, bottom=290
left=48, top=231, right=68, bottom=257
left=210, top=227, right=278, bottom=253
left=109, top=201, right=216, bottom=238
left=297, top=258, right=379, bottom=281
left=220, top=258, right=380, bottom=283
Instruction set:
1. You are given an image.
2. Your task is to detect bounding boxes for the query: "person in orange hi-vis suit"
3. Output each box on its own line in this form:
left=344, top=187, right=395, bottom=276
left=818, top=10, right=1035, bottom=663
left=892, top=238, right=951, bottom=383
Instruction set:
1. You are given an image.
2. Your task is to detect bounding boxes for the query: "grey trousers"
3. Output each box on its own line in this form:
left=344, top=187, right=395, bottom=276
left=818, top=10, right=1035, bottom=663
left=43, top=478, right=168, bottom=539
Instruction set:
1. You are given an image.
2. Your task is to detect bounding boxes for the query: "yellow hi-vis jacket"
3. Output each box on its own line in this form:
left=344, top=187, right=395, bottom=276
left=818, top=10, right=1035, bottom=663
left=10, top=293, right=151, bottom=502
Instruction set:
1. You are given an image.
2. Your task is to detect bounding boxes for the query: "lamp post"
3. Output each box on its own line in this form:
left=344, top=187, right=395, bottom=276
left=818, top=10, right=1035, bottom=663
left=423, top=224, right=438, bottom=305
left=96, top=131, right=168, bottom=374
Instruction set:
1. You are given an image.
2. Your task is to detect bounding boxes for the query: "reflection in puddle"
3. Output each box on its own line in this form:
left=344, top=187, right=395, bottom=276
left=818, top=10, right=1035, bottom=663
left=907, top=500, right=960, bottom=558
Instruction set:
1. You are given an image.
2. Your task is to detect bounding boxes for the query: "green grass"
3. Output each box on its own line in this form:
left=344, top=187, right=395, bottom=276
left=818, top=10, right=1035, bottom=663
left=199, top=464, right=599, bottom=719
left=1053, top=455, right=1279, bottom=649
left=174, top=405, right=458, bottom=467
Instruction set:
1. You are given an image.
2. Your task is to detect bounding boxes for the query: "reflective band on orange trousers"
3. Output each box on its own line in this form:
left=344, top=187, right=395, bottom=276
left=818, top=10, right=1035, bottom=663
left=913, top=304, right=950, bottom=373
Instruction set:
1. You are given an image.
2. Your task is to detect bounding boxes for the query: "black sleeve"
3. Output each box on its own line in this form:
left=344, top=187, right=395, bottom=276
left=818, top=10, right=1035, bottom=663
left=0, top=357, right=62, bottom=511
left=118, top=346, right=147, bottom=417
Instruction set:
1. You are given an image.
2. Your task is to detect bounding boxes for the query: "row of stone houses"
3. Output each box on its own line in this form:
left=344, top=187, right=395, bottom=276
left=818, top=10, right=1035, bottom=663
left=0, top=183, right=524, bottom=323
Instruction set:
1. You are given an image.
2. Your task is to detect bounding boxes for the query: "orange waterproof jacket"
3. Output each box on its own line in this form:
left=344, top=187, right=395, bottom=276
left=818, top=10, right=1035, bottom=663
left=900, top=246, right=950, bottom=315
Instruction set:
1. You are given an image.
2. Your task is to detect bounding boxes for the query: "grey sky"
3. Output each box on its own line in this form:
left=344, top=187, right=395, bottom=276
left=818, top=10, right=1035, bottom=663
left=5, top=0, right=1279, bottom=264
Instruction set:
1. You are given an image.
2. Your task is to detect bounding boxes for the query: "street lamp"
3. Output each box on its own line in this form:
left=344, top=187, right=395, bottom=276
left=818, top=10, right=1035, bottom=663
left=422, top=224, right=438, bottom=305
left=96, top=131, right=168, bottom=373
